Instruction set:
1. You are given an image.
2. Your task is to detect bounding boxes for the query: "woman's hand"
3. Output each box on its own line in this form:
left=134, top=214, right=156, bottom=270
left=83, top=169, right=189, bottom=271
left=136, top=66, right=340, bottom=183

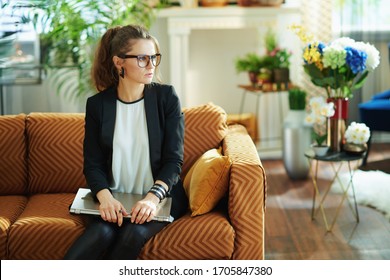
left=130, top=193, right=159, bottom=224
left=96, top=189, right=128, bottom=226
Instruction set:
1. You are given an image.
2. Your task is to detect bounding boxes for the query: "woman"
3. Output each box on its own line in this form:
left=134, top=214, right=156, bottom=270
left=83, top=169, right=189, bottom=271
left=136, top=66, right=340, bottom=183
left=64, top=24, right=188, bottom=260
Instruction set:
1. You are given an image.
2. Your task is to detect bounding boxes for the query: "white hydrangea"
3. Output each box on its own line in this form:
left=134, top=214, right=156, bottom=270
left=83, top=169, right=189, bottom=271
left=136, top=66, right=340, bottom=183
left=354, top=41, right=381, bottom=71
left=344, top=122, right=371, bottom=144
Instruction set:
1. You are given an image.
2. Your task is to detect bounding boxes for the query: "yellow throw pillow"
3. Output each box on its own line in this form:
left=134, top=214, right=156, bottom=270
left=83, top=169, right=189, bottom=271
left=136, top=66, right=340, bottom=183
left=183, top=148, right=232, bottom=217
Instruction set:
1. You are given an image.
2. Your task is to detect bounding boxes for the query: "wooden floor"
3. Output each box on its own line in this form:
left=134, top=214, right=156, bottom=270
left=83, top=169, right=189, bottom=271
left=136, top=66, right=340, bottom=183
left=262, top=143, right=390, bottom=260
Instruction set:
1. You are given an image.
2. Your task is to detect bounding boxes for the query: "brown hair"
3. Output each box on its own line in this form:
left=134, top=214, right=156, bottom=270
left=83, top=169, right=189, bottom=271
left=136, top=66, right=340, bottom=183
left=91, top=24, right=161, bottom=92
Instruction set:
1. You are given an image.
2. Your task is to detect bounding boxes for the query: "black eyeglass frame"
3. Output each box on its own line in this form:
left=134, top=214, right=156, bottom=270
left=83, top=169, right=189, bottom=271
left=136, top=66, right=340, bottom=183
left=118, top=53, right=162, bottom=68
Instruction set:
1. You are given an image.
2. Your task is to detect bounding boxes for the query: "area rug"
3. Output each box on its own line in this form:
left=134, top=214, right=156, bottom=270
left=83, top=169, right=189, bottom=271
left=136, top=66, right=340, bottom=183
left=331, top=170, right=390, bottom=220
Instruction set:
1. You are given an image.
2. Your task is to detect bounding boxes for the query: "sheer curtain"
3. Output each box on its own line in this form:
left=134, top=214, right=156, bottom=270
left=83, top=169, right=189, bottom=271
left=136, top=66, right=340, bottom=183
left=299, top=0, right=390, bottom=124
left=332, top=0, right=390, bottom=122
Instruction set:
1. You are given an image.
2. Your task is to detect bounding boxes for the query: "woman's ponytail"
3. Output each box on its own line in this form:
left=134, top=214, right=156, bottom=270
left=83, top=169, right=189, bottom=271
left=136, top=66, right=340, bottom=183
left=92, top=26, right=121, bottom=92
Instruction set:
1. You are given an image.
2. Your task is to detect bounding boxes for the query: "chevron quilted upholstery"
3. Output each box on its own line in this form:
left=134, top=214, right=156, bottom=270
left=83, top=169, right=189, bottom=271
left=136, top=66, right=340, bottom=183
left=0, top=109, right=266, bottom=260
left=223, top=125, right=266, bottom=260
left=0, top=196, right=28, bottom=259
left=181, top=103, right=228, bottom=179
left=0, top=114, right=27, bottom=195
left=26, top=113, right=86, bottom=194
left=8, top=193, right=85, bottom=260
left=139, top=211, right=234, bottom=259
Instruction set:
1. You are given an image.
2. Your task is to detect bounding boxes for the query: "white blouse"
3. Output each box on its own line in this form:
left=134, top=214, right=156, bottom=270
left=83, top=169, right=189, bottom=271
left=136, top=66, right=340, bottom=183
left=110, top=97, right=154, bottom=195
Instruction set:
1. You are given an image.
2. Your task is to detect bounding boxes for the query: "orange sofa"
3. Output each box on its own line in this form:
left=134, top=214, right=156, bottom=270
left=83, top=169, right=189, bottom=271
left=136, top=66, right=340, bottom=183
left=0, top=103, right=267, bottom=260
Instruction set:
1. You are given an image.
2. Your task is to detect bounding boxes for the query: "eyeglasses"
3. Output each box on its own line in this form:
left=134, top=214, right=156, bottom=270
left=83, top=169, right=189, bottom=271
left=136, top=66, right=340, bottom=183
left=118, top=53, right=162, bottom=68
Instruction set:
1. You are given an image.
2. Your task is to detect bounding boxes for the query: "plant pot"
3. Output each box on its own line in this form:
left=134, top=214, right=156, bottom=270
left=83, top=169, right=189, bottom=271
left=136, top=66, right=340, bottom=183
left=200, top=0, right=228, bottom=6
left=237, top=0, right=254, bottom=6
left=257, top=68, right=272, bottom=85
left=273, top=68, right=290, bottom=84
left=248, top=71, right=259, bottom=86
left=311, top=144, right=329, bottom=157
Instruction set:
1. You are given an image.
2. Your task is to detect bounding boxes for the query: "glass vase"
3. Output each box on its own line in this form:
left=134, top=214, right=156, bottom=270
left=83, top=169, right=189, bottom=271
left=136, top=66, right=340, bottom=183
left=327, top=97, right=348, bottom=153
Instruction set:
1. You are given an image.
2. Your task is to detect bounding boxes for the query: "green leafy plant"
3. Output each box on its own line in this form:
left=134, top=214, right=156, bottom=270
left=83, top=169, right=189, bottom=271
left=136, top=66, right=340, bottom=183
left=288, top=87, right=306, bottom=110
left=16, top=0, right=157, bottom=101
left=312, top=130, right=327, bottom=146
left=264, top=28, right=292, bottom=70
left=234, top=53, right=263, bottom=73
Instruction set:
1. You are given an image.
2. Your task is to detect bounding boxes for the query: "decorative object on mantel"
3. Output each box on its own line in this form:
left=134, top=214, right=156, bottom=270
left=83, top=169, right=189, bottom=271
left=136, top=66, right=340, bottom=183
left=237, top=0, right=283, bottom=7
left=283, top=87, right=311, bottom=179
left=343, top=122, right=370, bottom=155
left=179, top=0, right=199, bottom=8
left=290, top=24, right=380, bottom=152
left=200, top=0, right=228, bottom=7
left=304, top=96, right=335, bottom=156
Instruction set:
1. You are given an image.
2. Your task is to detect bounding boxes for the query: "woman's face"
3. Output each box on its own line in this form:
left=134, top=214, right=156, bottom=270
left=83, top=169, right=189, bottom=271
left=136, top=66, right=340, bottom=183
left=118, top=39, right=158, bottom=85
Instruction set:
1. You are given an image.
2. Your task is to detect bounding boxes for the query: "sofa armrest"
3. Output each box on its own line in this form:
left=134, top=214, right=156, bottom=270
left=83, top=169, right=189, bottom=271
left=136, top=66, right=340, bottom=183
left=222, top=124, right=267, bottom=260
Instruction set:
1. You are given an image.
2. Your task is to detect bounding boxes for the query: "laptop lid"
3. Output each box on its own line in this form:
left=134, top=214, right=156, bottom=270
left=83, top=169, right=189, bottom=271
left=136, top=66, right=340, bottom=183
left=70, top=188, right=173, bottom=223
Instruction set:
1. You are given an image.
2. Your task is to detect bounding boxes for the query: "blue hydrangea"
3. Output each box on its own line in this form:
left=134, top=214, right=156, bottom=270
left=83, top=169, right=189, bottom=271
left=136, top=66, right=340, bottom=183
left=345, top=47, right=367, bottom=74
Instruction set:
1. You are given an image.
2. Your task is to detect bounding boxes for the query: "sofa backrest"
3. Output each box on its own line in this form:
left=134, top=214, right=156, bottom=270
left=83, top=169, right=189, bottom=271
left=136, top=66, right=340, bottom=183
left=181, top=103, right=228, bottom=179
left=0, top=114, right=28, bottom=195
left=26, top=113, right=86, bottom=194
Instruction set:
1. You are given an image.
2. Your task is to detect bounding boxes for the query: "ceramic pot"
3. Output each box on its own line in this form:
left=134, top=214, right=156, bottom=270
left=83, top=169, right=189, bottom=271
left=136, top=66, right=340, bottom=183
left=311, top=144, right=329, bottom=157
left=273, top=67, right=290, bottom=84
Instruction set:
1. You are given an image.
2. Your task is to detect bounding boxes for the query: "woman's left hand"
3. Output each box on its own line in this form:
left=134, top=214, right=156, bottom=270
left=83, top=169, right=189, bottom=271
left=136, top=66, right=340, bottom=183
left=130, top=193, right=159, bottom=224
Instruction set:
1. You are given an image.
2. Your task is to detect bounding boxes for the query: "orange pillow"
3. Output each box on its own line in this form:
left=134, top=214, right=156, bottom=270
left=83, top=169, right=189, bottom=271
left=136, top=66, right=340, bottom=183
left=183, top=148, right=232, bottom=217
left=181, top=103, right=228, bottom=179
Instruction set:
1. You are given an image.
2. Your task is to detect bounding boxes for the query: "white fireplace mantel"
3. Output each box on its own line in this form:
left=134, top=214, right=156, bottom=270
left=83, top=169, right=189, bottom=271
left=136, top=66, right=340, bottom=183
left=156, top=5, right=301, bottom=106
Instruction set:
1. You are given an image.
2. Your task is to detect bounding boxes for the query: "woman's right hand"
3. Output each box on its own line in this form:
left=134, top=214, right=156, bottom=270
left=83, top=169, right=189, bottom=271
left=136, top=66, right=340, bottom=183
left=96, top=189, right=128, bottom=226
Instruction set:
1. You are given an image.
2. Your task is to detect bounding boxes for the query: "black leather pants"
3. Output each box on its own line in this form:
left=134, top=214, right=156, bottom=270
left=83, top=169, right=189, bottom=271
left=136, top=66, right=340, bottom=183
left=64, top=217, right=168, bottom=260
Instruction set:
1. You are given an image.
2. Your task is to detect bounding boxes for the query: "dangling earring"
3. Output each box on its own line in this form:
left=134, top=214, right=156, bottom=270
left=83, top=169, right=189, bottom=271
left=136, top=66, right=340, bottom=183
left=119, top=67, right=125, bottom=78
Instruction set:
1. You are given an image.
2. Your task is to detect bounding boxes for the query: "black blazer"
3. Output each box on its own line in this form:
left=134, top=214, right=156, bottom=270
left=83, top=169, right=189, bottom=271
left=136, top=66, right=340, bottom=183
left=83, top=83, right=185, bottom=207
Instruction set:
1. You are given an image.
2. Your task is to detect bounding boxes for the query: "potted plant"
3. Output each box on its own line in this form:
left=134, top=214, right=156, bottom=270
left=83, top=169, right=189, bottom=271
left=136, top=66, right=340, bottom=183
left=282, top=86, right=311, bottom=179
left=15, top=0, right=157, bottom=101
left=304, top=96, right=335, bottom=156
left=264, top=28, right=292, bottom=84
left=234, top=52, right=263, bottom=86
left=288, top=87, right=306, bottom=110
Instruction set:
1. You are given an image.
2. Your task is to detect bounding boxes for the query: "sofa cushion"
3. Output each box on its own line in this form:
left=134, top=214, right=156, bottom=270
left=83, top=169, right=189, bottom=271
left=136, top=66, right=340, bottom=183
left=139, top=211, right=235, bottom=259
left=26, top=113, right=86, bottom=194
left=7, top=193, right=85, bottom=259
left=0, top=195, right=28, bottom=259
left=0, top=114, right=27, bottom=195
left=183, top=148, right=231, bottom=216
left=181, top=103, right=228, bottom=178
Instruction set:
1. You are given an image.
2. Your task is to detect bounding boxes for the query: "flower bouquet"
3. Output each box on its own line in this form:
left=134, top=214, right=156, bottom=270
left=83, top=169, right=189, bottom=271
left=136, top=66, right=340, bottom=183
left=290, top=24, right=380, bottom=99
left=290, top=24, right=379, bottom=152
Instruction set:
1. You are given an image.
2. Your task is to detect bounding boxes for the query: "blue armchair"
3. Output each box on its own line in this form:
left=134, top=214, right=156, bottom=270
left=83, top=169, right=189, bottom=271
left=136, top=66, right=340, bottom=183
left=359, top=89, right=390, bottom=165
